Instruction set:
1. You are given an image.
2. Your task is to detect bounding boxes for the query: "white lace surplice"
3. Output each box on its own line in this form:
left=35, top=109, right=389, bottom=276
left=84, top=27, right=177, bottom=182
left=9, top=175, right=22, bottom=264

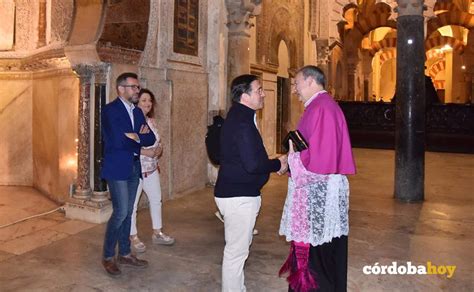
left=279, top=152, right=349, bottom=246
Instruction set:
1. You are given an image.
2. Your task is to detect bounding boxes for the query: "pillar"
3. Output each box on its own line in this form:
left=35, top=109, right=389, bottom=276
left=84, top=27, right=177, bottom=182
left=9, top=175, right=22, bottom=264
left=225, top=0, right=262, bottom=110
left=91, top=63, right=109, bottom=203
left=346, top=60, right=358, bottom=101
left=65, top=64, right=112, bottom=223
left=394, top=0, right=425, bottom=202
left=72, top=64, right=93, bottom=200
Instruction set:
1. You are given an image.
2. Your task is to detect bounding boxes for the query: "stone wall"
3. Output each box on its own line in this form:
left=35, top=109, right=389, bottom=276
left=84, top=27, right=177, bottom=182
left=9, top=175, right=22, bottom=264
left=32, top=70, right=78, bottom=202
left=0, top=74, right=33, bottom=185
left=168, top=70, right=208, bottom=195
left=139, top=0, right=210, bottom=198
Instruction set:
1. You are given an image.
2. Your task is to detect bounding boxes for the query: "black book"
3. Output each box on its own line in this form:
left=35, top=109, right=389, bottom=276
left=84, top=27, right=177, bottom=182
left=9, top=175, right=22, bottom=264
left=282, top=130, right=309, bottom=152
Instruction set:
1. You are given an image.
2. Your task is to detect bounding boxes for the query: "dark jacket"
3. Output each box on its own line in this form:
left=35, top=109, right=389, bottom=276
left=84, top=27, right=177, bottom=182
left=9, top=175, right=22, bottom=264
left=101, top=98, right=156, bottom=180
left=214, top=102, right=281, bottom=198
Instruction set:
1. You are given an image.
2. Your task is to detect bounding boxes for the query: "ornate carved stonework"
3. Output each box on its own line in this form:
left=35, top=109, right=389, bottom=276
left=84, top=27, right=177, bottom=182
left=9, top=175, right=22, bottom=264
left=395, top=0, right=426, bottom=16
left=256, top=1, right=304, bottom=69
left=91, top=62, right=110, bottom=84
left=14, top=0, right=38, bottom=51
left=0, top=49, right=70, bottom=72
left=225, top=0, right=262, bottom=35
left=50, top=0, right=74, bottom=44
left=316, top=39, right=330, bottom=66
left=97, top=43, right=141, bottom=65
left=72, top=64, right=93, bottom=200
left=99, top=0, right=150, bottom=51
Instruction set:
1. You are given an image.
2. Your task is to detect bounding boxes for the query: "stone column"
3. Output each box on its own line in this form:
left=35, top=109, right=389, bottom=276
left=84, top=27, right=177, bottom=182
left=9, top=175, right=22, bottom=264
left=91, top=63, right=109, bottom=202
left=225, top=0, right=262, bottom=110
left=315, top=38, right=330, bottom=77
left=394, top=0, right=425, bottom=202
left=361, top=51, right=373, bottom=102
left=66, top=64, right=112, bottom=224
left=346, top=60, right=358, bottom=100
left=72, top=64, right=93, bottom=200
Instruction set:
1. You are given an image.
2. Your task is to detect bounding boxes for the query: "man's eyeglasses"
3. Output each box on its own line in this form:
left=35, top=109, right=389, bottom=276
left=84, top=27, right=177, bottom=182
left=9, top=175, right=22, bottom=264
left=121, top=84, right=141, bottom=90
left=249, top=88, right=264, bottom=95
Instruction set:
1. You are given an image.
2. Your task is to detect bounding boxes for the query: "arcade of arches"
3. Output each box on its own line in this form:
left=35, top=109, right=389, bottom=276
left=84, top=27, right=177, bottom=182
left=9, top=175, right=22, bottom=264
left=0, top=0, right=473, bottom=221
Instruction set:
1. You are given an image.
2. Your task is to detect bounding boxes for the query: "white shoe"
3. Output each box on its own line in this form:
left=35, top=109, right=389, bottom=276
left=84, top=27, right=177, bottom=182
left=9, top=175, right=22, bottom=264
left=152, top=232, right=175, bottom=246
left=215, top=211, right=224, bottom=223
left=130, top=236, right=146, bottom=253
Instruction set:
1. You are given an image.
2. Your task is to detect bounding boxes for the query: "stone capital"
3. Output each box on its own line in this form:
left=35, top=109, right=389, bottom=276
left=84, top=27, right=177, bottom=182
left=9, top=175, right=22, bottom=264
left=91, top=63, right=110, bottom=84
left=225, top=0, right=262, bottom=35
left=315, top=39, right=330, bottom=66
left=395, top=0, right=425, bottom=17
left=72, top=64, right=93, bottom=81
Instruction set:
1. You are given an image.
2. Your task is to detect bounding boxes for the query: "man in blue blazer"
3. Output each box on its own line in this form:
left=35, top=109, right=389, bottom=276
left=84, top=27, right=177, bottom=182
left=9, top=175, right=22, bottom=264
left=101, top=72, right=156, bottom=277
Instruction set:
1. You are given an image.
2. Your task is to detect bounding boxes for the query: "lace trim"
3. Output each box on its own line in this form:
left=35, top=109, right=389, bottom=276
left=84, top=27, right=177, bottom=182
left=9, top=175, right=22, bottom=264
left=279, top=152, right=349, bottom=246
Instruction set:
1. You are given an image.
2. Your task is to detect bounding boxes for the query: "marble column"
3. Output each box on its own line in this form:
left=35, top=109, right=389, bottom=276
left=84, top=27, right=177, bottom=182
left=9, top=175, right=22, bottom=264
left=72, top=64, right=93, bottom=200
left=66, top=64, right=112, bottom=224
left=394, top=0, right=425, bottom=202
left=225, top=0, right=262, bottom=111
left=91, top=63, right=109, bottom=203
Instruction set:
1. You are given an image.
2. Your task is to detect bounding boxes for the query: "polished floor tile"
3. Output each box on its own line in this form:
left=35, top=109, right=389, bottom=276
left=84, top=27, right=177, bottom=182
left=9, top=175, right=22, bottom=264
left=0, top=149, right=472, bottom=291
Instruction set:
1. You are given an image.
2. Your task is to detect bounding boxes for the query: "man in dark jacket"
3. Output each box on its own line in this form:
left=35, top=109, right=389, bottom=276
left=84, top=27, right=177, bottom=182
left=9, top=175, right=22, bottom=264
left=214, top=74, right=288, bottom=291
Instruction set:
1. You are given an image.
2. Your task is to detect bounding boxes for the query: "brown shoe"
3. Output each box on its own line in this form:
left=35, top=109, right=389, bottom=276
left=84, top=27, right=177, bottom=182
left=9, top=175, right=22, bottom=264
left=117, top=254, right=148, bottom=268
left=102, top=258, right=121, bottom=277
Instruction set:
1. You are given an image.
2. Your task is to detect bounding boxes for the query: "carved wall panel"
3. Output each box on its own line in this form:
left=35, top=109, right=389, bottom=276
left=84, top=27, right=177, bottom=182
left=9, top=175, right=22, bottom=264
left=99, top=0, right=150, bottom=51
left=256, top=1, right=304, bottom=70
left=50, top=0, right=74, bottom=44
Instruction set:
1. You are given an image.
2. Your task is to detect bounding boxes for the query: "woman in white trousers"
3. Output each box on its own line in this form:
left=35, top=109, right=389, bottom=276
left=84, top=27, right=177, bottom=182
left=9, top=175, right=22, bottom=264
left=130, top=89, right=175, bottom=252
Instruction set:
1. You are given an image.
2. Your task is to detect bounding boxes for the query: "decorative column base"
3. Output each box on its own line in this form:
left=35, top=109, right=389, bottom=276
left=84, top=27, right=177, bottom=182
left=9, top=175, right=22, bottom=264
left=65, top=198, right=112, bottom=224
left=91, top=191, right=109, bottom=203
left=73, top=187, right=92, bottom=200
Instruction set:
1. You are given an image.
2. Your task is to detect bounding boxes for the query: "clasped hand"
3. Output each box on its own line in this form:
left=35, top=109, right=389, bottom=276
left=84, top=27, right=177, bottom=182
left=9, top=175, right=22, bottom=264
left=124, top=124, right=150, bottom=142
left=277, top=139, right=294, bottom=175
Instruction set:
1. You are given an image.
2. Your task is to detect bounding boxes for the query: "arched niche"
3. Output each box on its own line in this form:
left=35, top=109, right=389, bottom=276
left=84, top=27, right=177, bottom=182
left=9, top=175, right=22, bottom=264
left=66, top=0, right=150, bottom=65
left=379, top=57, right=396, bottom=101
left=277, top=40, right=290, bottom=78
left=266, top=8, right=300, bottom=71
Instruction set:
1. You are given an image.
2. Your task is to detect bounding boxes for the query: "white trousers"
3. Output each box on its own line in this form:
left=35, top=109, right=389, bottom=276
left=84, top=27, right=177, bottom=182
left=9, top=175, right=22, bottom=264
left=130, top=169, right=163, bottom=235
left=215, top=196, right=261, bottom=292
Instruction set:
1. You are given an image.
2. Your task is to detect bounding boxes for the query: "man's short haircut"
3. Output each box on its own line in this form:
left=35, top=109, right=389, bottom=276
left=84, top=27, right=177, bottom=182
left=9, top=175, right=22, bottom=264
left=297, top=65, right=326, bottom=89
left=230, top=74, right=259, bottom=103
left=116, top=72, right=138, bottom=89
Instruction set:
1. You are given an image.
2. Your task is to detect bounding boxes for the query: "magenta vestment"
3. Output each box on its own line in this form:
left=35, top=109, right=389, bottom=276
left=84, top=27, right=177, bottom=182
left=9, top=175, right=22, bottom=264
left=297, top=92, right=356, bottom=175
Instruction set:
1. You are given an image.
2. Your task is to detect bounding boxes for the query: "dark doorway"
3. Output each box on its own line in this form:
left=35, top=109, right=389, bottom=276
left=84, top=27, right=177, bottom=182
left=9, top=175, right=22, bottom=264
left=277, top=76, right=291, bottom=153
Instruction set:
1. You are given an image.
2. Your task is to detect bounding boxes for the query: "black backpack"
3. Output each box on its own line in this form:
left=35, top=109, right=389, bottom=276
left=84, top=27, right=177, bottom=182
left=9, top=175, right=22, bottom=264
left=205, top=115, right=225, bottom=165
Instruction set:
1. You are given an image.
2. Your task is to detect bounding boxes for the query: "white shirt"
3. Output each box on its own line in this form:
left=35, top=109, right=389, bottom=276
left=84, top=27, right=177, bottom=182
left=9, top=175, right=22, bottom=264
left=119, top=97, right=135, bottom=129
left=304, top=90, right=327, bottom=108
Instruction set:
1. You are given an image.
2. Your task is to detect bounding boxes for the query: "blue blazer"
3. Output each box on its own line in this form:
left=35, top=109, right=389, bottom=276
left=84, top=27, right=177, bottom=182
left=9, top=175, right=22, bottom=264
left=100, top=98, right=156, bottom=180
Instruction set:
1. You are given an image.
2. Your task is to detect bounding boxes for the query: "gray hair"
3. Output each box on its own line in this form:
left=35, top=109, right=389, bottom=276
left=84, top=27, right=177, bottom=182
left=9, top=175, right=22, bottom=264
left=297, top=65, right=326, bottom=89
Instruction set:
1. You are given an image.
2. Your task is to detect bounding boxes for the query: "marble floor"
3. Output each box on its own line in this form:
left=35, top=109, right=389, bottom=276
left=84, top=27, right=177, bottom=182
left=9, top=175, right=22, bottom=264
left=0, top=149, right=472, bottom=291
